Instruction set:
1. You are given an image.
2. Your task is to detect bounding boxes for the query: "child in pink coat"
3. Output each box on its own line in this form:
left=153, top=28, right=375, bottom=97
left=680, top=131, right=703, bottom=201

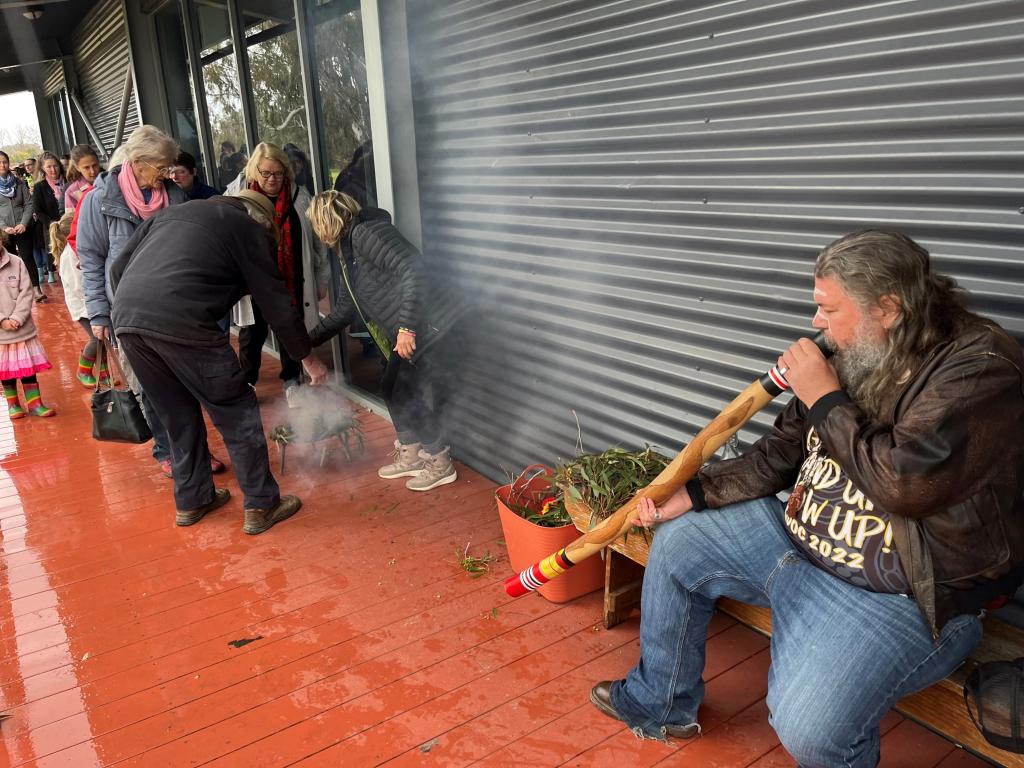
left=0, top=231, right=55, bottom=417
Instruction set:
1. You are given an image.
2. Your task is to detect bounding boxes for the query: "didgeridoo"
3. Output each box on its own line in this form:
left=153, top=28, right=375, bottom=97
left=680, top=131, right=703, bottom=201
left=504, top=332, right=833, bottom=597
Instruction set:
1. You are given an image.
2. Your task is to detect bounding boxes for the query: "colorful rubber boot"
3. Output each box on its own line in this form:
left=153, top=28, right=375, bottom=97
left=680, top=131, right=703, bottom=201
left=4, top=382, right=25, bottom=420
left=77, top=353, right=97, bottom=388
left=23, top=382, right=55, bottom=418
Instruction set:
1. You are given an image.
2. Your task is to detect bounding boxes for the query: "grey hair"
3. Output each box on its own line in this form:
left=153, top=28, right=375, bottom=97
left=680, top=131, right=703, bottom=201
left=815, top=229, right=969, bottom=420
left=123, top=125, right=178, bottom=166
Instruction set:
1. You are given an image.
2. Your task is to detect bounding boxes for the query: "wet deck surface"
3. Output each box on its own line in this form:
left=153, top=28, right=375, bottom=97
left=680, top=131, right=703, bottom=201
left=0, top=289, right=993, bottom=766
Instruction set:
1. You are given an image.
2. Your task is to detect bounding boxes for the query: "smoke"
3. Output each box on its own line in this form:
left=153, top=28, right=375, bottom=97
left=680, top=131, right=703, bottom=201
left=280, top=383, right=358, bottom=445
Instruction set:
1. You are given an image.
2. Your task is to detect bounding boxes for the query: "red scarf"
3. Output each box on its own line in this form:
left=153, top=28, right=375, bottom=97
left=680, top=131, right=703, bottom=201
left=250, top=181, right=295, bottom=303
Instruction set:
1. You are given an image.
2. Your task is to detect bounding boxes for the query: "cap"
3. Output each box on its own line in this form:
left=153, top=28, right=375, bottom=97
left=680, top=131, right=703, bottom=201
left=231, top=189, right=276, bottom=222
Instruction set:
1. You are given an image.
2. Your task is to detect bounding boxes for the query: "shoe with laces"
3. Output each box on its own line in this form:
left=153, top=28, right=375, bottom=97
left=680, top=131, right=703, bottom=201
left=176, top=488, right=231, bottom=526
left=244, top=495, right=301, bottom=535
left=378, top=440, right=425, bottom=479
left=405, top=447, right=457, bottom=492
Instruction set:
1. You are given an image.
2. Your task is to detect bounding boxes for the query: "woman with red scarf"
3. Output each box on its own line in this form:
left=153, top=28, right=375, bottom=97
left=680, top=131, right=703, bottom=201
left=227, top=143, right=326, bottom=406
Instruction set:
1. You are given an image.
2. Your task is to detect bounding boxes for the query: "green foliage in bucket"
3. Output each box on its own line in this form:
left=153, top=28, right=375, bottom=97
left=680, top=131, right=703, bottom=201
left=554, top=446, right=671, bottom=526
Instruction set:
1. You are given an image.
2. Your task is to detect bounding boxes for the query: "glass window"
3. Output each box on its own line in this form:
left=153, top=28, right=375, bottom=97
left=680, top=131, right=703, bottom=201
left=237, top=0, right=312, bottom=195
left=310, top=0, right=375, bottom=206
left=155, top=4, right=205, bottom=181
left=195, top=1, right=247, bottom=191
left=306, top=0, right=380, bottom=394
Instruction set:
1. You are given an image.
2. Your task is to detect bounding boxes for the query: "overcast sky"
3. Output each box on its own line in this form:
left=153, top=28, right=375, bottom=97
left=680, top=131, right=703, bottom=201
left=0, top=90, right=42, bottom=143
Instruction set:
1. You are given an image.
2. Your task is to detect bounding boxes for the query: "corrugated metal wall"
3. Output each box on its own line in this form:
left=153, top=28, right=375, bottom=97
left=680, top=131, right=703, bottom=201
left=406, top=0, right=1024, bottom=482
left=43, top=60, right=64, bottom=98
left=72, top=0, right=138, bottom=153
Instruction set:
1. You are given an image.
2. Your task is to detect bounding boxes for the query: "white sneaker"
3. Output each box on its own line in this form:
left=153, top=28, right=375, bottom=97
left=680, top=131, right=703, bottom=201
left=406, top=447, right=457, bottom=492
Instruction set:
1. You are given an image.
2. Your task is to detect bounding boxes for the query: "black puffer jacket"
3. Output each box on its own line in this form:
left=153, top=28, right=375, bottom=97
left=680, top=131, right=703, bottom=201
left=309, top=208, right=463, bottom=353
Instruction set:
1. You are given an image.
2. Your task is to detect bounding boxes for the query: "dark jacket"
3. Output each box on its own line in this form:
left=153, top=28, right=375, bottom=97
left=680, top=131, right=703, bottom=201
left=110, top=197, right=311, bottom=361
left=309, top=208, right=464, bottom=353
left=32, top=177, right=63, bottom=224
left=187, top=179, right=219, bottom=200
left=77, top=167, right=188, bottom=326
left=688, top=318, right=1024, bottom=637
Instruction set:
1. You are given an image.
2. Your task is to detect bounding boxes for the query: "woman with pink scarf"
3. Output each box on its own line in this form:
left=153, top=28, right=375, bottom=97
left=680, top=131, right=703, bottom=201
left=77, top=125, right=225, bottom=480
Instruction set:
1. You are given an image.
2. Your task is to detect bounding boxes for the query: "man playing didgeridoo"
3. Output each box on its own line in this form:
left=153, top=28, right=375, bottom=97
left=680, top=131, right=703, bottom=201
left=590, top=230, right=1024, bottom=767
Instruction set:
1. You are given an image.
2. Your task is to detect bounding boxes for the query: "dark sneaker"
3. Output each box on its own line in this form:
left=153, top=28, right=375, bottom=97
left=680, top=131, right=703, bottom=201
left=243, top=494, right=302, bottom=535
left=589, top=681, right=700, bottom=740
left=176, top=488, right=231, bottom=526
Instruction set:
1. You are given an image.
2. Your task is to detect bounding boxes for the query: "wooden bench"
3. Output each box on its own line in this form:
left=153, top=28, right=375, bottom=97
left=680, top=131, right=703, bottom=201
left=567, top=507, right=1024, bottom=767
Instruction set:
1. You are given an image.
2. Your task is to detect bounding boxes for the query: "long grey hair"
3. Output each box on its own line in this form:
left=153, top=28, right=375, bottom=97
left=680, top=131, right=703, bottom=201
left=815, top=229, right=969, bottom=422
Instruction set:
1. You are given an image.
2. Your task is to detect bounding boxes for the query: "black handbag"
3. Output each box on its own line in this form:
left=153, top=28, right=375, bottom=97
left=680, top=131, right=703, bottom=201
left=90, top=342, right=152, bottom=444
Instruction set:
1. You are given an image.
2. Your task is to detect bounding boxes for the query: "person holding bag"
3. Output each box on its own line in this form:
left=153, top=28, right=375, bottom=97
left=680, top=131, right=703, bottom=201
left=90, top=340, right=150, bottom=443
left=77, top=125, right=224, bottom=479
left=0, top=231, right=55, bottom=418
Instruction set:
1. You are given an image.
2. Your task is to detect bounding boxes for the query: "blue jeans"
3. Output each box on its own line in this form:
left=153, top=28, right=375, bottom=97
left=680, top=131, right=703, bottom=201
left=610, top=497, right=981, bottom=767
left=140, top=389, right=172, bottom=462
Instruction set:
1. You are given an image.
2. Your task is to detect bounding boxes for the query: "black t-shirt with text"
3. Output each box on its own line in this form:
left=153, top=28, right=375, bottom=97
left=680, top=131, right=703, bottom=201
left=783, top=427, right=911, bottom=594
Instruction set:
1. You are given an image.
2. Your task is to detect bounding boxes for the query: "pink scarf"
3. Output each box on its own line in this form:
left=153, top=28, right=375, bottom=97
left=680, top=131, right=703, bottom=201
left=117, top=161, right=168, bottom=220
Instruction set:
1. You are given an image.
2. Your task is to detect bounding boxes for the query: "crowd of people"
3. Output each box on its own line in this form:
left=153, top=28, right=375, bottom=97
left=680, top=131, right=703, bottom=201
left=0, top=124, right=458, bottom=534
left=3, top=120, right=1024, bottom=767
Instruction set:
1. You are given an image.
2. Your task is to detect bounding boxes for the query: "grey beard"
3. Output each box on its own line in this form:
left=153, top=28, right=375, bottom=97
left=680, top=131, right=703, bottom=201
left=833, top=337, right=887, bottom=405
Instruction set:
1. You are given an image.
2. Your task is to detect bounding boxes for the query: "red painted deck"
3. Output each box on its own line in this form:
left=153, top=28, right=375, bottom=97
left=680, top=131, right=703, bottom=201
left=0, top=289, right=994, bottom=767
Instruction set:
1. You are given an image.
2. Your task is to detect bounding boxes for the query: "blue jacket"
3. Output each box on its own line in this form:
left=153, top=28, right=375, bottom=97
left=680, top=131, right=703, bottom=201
left=77, top=167, right=187, bottom=325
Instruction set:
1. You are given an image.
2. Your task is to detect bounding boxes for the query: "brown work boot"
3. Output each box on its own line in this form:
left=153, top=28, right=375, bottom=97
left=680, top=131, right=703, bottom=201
left=590, top=681, right=700, bottom=740
left=378, top=440, right=425, bottom=479
left=243, top=494, right=302, bottom=535
left=176, top=488, right=231, bottom=527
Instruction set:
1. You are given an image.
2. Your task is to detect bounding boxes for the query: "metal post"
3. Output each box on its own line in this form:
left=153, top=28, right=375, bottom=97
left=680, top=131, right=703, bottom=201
left=112, top=65, right=134, bottom=149
left=360, top=0, right=393, bottom=215
left=227, top=0, right=259, bottom=152
left=293, top=0, right=326, bottom=194
left=178, top=0, right=217, bottom=184
left=67, top=90, right=109, bottom=159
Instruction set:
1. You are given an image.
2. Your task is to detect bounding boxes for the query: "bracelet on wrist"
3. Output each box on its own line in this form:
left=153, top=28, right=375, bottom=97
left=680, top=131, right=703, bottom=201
left=398, top=327, right=416, bottom=336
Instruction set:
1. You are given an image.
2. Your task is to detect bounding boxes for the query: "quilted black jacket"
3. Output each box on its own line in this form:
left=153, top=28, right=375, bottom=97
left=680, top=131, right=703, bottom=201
left=309, top=208, right=462, bottom=353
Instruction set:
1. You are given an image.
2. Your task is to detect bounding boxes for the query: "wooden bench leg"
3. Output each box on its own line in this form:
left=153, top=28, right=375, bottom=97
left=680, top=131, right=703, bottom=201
left=604, top=550, right=645, bottom=629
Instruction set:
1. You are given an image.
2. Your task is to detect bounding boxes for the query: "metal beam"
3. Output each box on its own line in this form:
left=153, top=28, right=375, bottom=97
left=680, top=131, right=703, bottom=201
left=179, top=0, right=216, bottom=184
left=67, top=89, right=108, bottom=158
left=226, top=0, right=258, bottom=151
left=112, top=63, right=134, bottom=148
left=360, top=0, right=392, bottom=215
left=292, top=0, right=324, bottom=193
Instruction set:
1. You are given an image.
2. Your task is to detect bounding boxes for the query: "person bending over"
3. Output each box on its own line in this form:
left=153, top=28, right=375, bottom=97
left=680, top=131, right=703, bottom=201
left=306, top=190, right=464, bottom=492
left=110, top=191, right=327, bottom=534
left=592, top=229, right=1024, bottom=768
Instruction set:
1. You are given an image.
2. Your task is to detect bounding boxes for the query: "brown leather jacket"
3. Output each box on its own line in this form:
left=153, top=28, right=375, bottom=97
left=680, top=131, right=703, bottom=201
left=689, top=318, right=1024, bottom=637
